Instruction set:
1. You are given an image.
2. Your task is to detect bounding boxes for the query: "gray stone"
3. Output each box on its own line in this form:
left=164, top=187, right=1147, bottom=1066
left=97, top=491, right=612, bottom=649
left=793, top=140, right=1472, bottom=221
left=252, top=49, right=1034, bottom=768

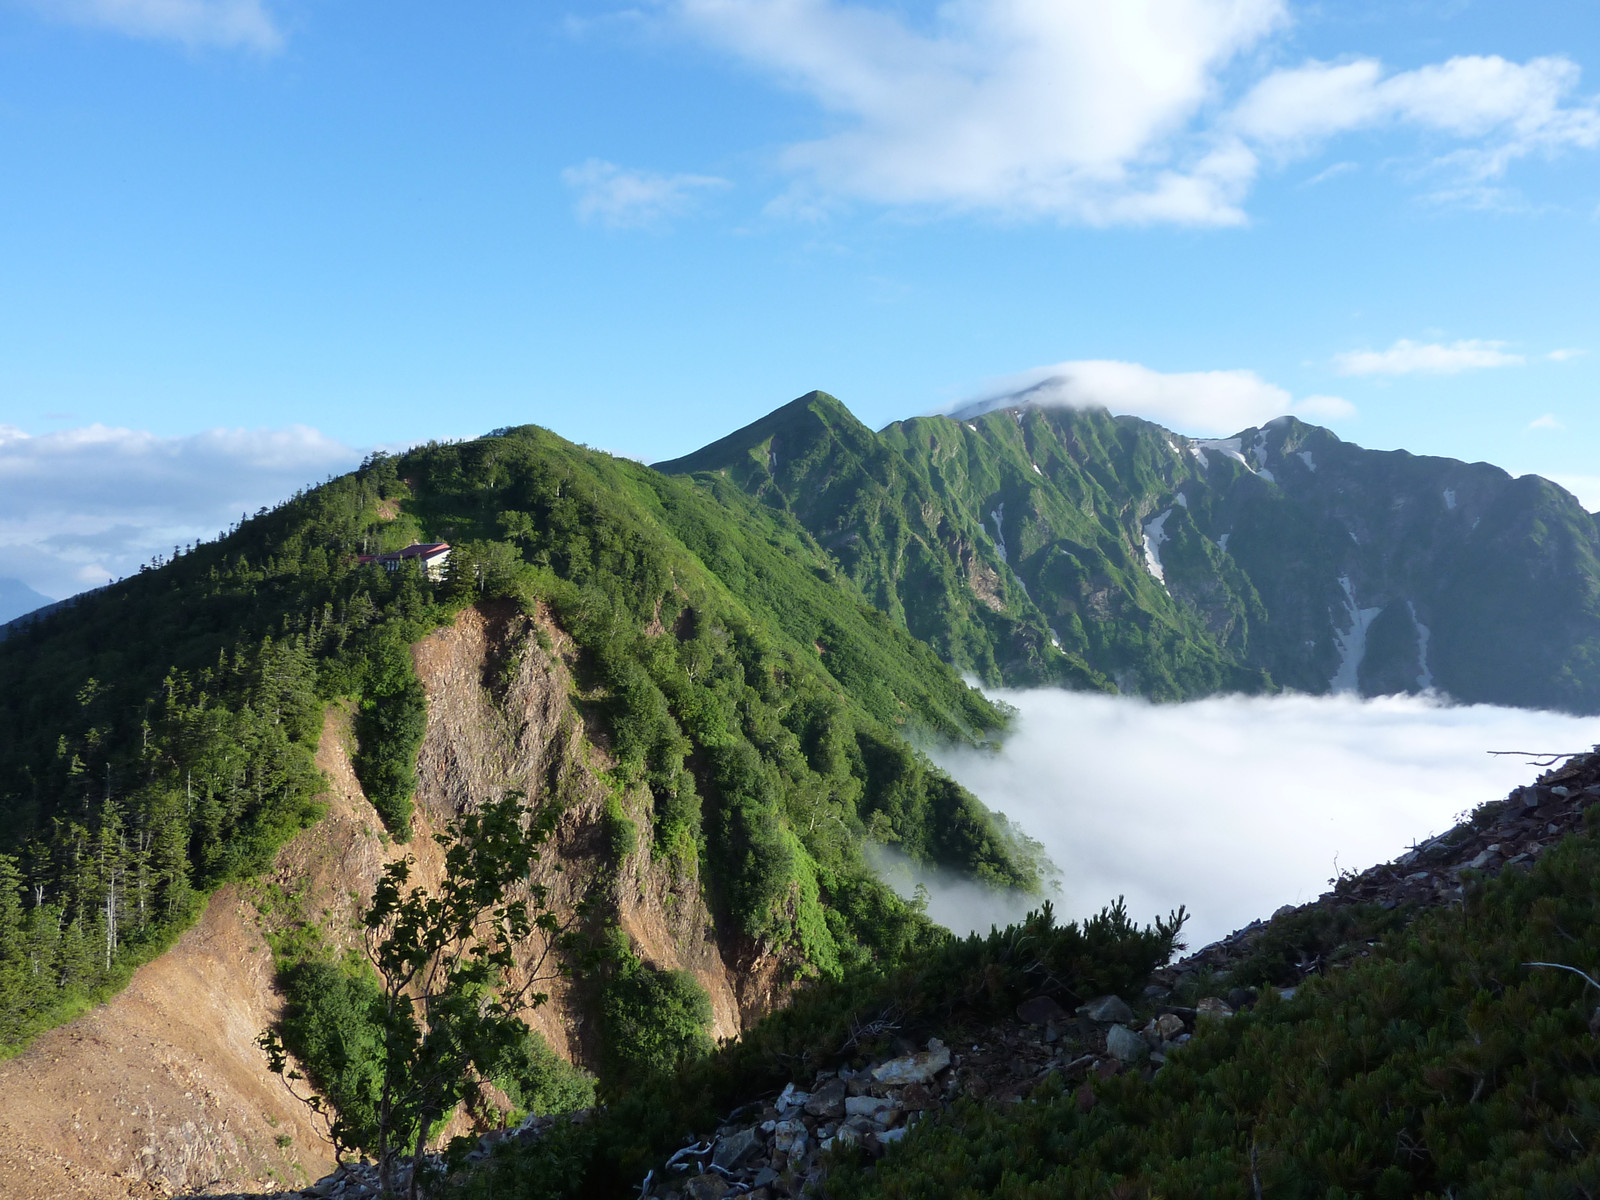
left=776, top=1082, right=809, bottom=1113
left=752, top=1167, right=779, bottom=1188
left=1077, top=994, right=1135, bottom=1024
left=845, top=1095, right=896, bottom=1122
left=683, top=1176, right=730, bottom=1200
left=773, top=1118, right=808, bottom=1156
left=877, top=1127, right=908, bottom=1145
left=804, top=1078, right=847, bottom=1118
left=870, top=1039, right=951, bottom=1086
left=1196, top=997, right=1234, bottom=1021
left=712, top=1126, right=761, bottom=1171
left=1105, top=1024, right=1147, bottom=1063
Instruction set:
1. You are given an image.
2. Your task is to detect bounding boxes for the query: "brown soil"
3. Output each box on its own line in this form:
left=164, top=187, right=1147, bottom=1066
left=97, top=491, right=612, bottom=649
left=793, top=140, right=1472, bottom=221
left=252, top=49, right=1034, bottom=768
left=0, top=602, right=784, bottom=1198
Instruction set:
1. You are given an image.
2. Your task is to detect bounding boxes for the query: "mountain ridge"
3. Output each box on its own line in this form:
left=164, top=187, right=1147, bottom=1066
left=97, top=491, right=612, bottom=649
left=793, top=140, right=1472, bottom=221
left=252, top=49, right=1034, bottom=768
left=659, top=391, right=1600, bottom=712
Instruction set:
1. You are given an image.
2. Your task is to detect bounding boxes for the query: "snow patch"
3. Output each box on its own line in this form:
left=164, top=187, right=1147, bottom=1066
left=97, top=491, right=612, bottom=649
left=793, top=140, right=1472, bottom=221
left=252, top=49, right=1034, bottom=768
left=1414, top=604, right=1440, bottom=691
left=1298, top=451, right=1316, bottom=471
left=1330, top=575, right=1383, bottom=694
left=1165, top=438, right=1181, bottom=456
left=1190, top=446, right=1210, bottom=469
left=1196, top=437, right=1254, bottom=472
left=1173, top=491, right=1188, bottom=508
left=1257, top=467, right=1276, bottom=483
left=1049, top=630, right=1062, bottom=649
left=1443, top=488, right=1457, bottom=511
left=966, top=423, right=978, bottom=433
left=988, top=503, right=1007, bottom=565
left=1217, top=532, right=1231, bottom=553
left=1032, top=463, right=1043, bottom=476
left=1142, top=509, right=1173, bottom=589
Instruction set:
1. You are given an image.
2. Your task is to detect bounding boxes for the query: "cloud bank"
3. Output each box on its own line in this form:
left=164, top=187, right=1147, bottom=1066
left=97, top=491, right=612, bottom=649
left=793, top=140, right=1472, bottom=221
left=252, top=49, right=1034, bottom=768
left=911, top=690, right=1598, bottom=947
left=663, top=0, right=1600, bottom=224
left=27, top=0, right=284, bottom=52
left=0, top=423, right=362, bottom=600
left=952, top=359, right=1354, bottom=437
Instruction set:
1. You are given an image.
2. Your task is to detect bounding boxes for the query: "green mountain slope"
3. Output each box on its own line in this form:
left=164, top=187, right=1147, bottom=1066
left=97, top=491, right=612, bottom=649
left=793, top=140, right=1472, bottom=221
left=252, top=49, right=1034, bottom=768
left=0, top=424, right=1037, bottom=1054
left=659, top=392, right=1600, bottom=712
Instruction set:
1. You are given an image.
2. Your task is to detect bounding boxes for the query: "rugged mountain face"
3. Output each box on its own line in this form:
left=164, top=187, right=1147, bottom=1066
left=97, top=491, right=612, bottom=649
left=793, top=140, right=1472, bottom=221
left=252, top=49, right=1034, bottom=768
left=658, top=392, right=1600, bottom=711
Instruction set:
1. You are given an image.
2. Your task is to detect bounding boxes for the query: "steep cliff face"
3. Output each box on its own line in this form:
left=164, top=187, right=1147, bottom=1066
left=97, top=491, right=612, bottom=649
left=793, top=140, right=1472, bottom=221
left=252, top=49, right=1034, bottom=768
left=406, top=599, right=779, bottom=1050
left=0, top=600, right=789, bottom=1198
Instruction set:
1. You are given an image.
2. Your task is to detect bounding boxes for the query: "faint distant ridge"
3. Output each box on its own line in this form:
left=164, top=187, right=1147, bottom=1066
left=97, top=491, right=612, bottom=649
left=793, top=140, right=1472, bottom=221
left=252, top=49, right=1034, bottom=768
left=657, top=390, right=1600, bottom=714
left=0, top=578, right=60, bottom=636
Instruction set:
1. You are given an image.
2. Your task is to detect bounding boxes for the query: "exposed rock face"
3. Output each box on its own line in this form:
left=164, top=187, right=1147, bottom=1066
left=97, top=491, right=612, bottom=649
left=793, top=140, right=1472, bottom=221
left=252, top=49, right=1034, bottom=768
left=0, top=601, right=784, bottom=1198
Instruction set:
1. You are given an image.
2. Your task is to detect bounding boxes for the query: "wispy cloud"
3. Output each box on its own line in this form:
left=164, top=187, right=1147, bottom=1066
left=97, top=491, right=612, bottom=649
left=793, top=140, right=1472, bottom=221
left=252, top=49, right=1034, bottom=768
left=561, top=159, right=731, bottom=228
left=658, top=1, right=1600, bottom=225
left=1548, top=348, right=1588, bottom=362
left=25, top=0, right=284, bottom=52
left=0, top=423, right=361, bottom=599
left=1335, top=338, right=1526, bottom=376
left=1527, top=414, right=1565, bottom=431
left=918, top=690, right=1599, bottom=946
left=953, top=360, right=1354, bottom=437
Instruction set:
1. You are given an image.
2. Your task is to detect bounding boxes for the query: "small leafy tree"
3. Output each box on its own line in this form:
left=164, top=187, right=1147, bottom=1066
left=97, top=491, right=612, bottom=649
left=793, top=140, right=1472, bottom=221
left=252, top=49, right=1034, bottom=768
left=263, top=792, right=570, bottom=1198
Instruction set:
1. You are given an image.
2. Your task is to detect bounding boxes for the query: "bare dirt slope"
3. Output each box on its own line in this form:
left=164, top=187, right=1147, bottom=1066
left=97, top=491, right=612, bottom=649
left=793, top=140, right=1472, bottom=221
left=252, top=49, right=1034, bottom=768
left=0, top=601, right=785, bottom=1198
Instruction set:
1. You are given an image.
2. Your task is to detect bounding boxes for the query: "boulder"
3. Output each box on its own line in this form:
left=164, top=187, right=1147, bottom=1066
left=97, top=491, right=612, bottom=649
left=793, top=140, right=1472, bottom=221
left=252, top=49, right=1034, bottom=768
left=684, top=1176, right=730, bottom=1200
left=803, top=1078, right=847, bottom=1118
left=773, top=1119, right=808, bottom=1157
left=1105, top=1024, right=1147, bottom=1063
left=870, top=1039, right=951, bottom=1086
left=712, top=1126, right=760, bottom=1171
left=1196, top=997, right=1234, bottom=1021
left=845, top=1095, right=897, bottom=1124
left=1077, top=994, right=1135, bottom=1024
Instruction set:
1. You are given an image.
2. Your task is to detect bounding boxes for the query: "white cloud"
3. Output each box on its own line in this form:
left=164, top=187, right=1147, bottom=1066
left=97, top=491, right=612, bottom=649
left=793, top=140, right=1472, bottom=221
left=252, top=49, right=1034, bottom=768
left=1233, top=55, right=1600, bottom=181
left=0, top=423, right=361, bottom=600
left=952, top=359, right=1354, bottom=437
left=674, top=0, right=1281, bottom=225
left=27, top=0, right=284, bottom=52
left=1548, top=348, right=1587, bottom=362
left=561, top=159, right=731, bottom=228
left=1334, top=338, right=1526, bottom=376
left=662, top=2, right=1600, bottom=223
left=918, top=690, right=1599, bottom=946
left=1527, top=414, right=1565, bottom=431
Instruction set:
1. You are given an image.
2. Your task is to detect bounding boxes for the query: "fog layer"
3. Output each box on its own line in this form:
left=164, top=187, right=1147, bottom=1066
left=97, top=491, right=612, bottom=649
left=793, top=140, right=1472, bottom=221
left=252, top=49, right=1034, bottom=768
left=915, top=691, right=1597, bottom=948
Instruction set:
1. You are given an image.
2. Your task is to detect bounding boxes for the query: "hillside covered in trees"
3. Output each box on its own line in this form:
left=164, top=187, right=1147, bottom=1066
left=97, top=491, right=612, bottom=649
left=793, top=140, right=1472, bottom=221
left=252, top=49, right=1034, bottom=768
left=0, top=422, right=1042, bottom=1063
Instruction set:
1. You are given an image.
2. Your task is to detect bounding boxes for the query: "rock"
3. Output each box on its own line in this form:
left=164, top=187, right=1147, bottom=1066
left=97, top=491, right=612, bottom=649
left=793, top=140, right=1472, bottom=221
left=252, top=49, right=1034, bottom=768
left=1226, top=987, right=1256, bottom=1010
left=776, top=1083, right=809, bottom=1113
left=876, top=1127, right=908, bottom=1146
left=845, top=1095, right=896, bottom=1123
left=773, top=1119, right=808, bottom=1157
left=1148, top=1013, right=1185, bottom=1041
left=683, top=1175, right=730, bottom=1200
left=899, top=1081, right=933, bottom=1111
left=834, top=1124, right=861, bottom=1148
left=803, top=1078, right=847, bottom=1118
left=1464, top=848, right=1499, bottom=871
left=1077, top=994, right=1135, bottom=1024
left=1275, top=987, right=1297, bottom=1002
left=712, top=1126, right=760, bottom=1171
left=1196, top=997, right=1234, bottom=1021
left=1016, top=995, right=1070, bottom=1026
left=1272, top=904, right=1296, bottom=919
left=871, top=1039, right=952, bottom=1086
left=752, top=1167, right=780, bottom=1189
left=1105, top=1024, right=1148, bottom=1063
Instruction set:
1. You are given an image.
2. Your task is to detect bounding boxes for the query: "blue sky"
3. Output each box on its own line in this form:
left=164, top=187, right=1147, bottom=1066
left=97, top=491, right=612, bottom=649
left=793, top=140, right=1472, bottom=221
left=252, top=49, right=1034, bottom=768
left=0, top=0, right=1596, bottom=599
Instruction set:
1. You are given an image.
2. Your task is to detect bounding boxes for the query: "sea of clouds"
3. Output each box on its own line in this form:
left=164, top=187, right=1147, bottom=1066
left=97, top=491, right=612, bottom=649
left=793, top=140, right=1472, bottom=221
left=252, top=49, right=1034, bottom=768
left=880, top=690, right=1599, bottom=950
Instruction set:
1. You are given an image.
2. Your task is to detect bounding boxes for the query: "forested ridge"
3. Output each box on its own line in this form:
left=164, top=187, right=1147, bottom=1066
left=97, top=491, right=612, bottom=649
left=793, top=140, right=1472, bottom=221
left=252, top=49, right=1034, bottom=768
left=0, top=421, right=1040, bottom=1058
